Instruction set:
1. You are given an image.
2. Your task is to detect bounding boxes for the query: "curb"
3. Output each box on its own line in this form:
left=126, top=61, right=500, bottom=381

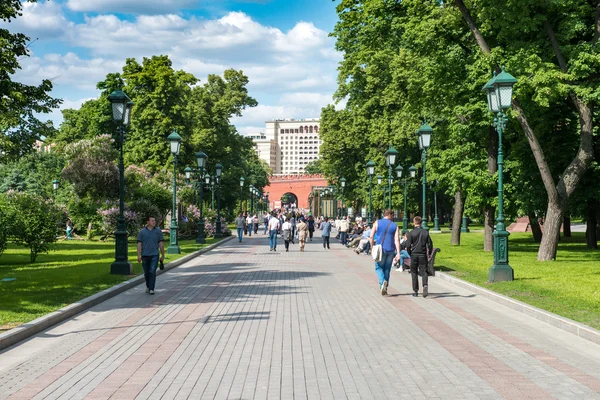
left=436, top=271, right=600, bottom=345
left=0, top=236, right=235, bottom=351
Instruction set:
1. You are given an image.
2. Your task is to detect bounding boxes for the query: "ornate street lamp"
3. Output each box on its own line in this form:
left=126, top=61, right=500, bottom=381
left=385, top=146, right=398, bottom=210
left=483, top=67, right=517, bottom=282
left=417, top=122, right=433, bottom=230
left=52, top=179, right=60, bottom=200
left=396, top=165, right=409, bottom=233
left=239, top=177, right=245, bottom=213
left=340, top=177, right=346, bottom=217
left=166, top=130, right=182, bottom=254
left=195, top=150, right=207, bottom=244
left=366, top=160, right=375, bottom=224
left=107, top=90, right=133, bottom=275
left=249, top=184, right=255, bottom=215
left=214, top=162, right=223, bottom=238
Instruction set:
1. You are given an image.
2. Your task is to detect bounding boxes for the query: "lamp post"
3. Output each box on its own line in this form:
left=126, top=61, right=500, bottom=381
left=205, top=174, right=214, bottom=211
left=385, top=146, right=398, bottom=211
left=249, top=184, right=255, bottom=215
left=195, top=151, right=207, bottom=244
left=167, top=131, right=182, bottom=254
left=214, top=162, right=223, bottom=238
left=340, top=177, right=346, bottom=217
left=396, top=165, right=407, bottom=233
left=433, top=181, right=441, bottom=232
left=366, top=160, right=375, bottom=224
left=376, top=175, right=383, bottom=210
left=483, top=67, right=516, bottom=282
left=266, top=192, right=270, bottom=212
left=52, top=179, right=60, bottom=200
left=239, top=177, right=245, bottom=213
left=108, top=90, right=133, bottom=275
left=417, top=122, right=432, bottom=230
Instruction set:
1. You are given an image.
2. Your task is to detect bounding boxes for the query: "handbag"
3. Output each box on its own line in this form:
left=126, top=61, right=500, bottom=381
left=371, top=220, right=392, bottom=262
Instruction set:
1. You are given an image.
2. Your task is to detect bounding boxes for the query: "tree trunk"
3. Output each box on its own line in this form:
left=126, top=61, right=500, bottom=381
left=528, top=212, right=543, bottom=243
left=451, top=190, right=464, bottom=245
left=538, top=203, right=564, bottom=260
left=484, top=206, right=494, bottom=251
left=484, top=125, right=498, bottom=252
left=587, top=200, right=598, bottom=249
left=563, top=215, right=571, bottom=237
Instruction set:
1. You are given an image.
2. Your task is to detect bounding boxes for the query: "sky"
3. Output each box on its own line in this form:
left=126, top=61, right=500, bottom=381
left=4, top=0, right=342, bottom=135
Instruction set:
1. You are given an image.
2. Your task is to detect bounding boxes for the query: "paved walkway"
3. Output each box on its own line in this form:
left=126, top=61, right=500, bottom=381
left=2, top=232, right=600, bottom=400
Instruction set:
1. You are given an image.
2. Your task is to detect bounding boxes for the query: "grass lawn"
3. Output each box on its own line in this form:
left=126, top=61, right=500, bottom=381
left=433, top=232, right=600, bottom=330
left=0, top=237, right=222, bottom=331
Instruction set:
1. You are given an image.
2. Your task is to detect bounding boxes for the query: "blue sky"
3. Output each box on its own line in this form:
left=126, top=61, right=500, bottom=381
left=5, top=0, right=342, bottom=134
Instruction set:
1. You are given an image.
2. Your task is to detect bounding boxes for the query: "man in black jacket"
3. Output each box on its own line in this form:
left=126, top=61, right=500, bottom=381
left=405, top=216, right=433, bottom=297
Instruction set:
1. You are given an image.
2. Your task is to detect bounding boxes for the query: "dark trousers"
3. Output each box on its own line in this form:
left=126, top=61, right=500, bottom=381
left=322, top=235, right=330, bottom=249
left=309, top=229, right=314, bottom=240
left=410, top=254, right=428, bottom=292
left=340, top=231, right=347, bottom=245
left=141, top=255, right=158, bottom=291
left=284, top=240, right=290, bottom=250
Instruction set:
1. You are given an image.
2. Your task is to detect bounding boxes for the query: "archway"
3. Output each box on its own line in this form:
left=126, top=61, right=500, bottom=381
left=280, top=192, right=298, bottom=211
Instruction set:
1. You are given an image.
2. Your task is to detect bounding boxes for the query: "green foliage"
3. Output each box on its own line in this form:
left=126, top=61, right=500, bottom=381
left=53, top=55, right=268, bottom=217
left=61, top=135, right=119, bottom=200
left=0, top=191, right=62, bottom=262
left=0, top=151, right=65, bottom=196
left=304, top=159, right=323, bottom=174
left=0, top=0, right=61, bottom=160
left=0, top=207, right=8, bottom=257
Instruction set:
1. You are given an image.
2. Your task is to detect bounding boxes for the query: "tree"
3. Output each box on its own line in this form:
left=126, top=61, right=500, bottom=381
left=304, top=159, right=323, bottom=174
left=1, top=191, right=62, bottom=262
left=61, top=135, right=119, bottom=200
left=452, top=0, right=598, bottom=260
left=0, top=0, right=61, bottom=160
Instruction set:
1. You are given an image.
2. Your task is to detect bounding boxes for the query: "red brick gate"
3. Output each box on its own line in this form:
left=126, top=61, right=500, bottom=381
left=267, top=175, right=328, bottom=210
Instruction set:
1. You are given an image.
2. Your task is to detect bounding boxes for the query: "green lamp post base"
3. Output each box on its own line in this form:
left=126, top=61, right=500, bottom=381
left=111, top=261, right=132, bottom=275
left=488, top=228, right=513, bottom=282
left=432, top=217, right=441, bottom=232
left=461, top=215, right=470, bottom=233
left=167, top=225, right=181, bottom=254
left=167, top=245, right=181, bottom=254
left=196, top=220, right=206, bottom=244
left=111, top=227, right=131, bottom=275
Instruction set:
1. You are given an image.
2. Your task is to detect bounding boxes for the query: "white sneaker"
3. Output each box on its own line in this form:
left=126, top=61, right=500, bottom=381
left=145, top=288, right=150, bottom=294
left=380, top=281, right=388, bottom=296
left=423, top=286, right=428, bottom=298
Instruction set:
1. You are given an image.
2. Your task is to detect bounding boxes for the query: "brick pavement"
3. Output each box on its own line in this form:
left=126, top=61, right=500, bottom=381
left=1, top=231, right=600, bottom=399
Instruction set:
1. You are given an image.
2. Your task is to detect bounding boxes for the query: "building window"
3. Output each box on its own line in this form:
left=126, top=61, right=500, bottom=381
left=280, top=129, right=284, bottom=134
left=309, top=126, right=313, bottom=133
left=300, top=126, right=303, bottom=133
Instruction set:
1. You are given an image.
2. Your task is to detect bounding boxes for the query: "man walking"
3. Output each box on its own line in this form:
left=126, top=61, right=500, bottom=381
left=321, top=217, right=332, bottom=250
left=307, top=215, right=315, bottom=241
left=338, top=215, right=349, bottom=246
left=137, top=216, right=165, bottom=295
left=268, top=212, right=281, bottom=251
left=234, top=213, right=245, bottom=243
left=404, top=216, right=433, bottom=297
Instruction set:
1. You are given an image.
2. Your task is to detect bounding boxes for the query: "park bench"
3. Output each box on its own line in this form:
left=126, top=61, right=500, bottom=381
left=399, top=248, right=441, bottom=276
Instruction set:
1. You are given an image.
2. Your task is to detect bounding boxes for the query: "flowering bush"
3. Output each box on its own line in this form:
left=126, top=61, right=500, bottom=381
left=97, top=205, right=141, bottom=240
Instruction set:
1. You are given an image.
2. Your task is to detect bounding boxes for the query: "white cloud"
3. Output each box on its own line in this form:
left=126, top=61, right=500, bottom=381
left=66, top=0, right=198, bottom=14
left=0, top=1, right=72, bottom=38
left=14, top=8, right=342, bottom=134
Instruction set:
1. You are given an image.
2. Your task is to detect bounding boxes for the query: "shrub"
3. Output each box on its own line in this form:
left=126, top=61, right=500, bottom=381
left=1, top=191, right=63, bottom=262
left=130, top=198, right=161, bottom=227
left=97, top=205, right=141, bottom=241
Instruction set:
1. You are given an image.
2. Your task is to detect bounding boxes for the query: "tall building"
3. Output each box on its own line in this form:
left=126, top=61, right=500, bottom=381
left=249, top=118, right=321, bottom=175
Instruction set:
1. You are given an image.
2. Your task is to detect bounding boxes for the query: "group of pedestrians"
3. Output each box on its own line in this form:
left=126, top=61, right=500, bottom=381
left=369, top=211, right=433, bottom=297
left=135, top=209, right=432, bottom=299
left=234, top=212, right=260, bottom=242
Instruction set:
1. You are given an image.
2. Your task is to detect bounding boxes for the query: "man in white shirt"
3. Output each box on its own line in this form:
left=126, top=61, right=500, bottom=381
left=246, top=214, right=253, bottom=237
left=268, top=214, right=281, bottom=251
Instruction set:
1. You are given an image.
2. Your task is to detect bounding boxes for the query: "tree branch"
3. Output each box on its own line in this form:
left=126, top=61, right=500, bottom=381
left=593, top=3, right=600, bottom=45
left=453, top=0, right=491, bottom=54
left=544, top=20, right=568, bottom=72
